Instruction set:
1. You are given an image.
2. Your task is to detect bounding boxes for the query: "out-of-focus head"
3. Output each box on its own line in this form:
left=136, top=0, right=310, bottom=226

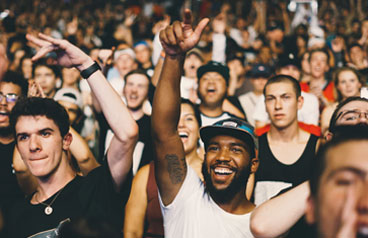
left=333, top=67, right=364, bottom=102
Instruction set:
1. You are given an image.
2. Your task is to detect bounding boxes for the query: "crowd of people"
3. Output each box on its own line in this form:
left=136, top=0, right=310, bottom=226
left=1, top=0, right=368, bottom=237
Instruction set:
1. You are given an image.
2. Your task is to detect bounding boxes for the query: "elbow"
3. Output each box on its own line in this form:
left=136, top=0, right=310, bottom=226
left=116, top=121, right=139, bottom=143
left=250, top=213, right=270, bottom=238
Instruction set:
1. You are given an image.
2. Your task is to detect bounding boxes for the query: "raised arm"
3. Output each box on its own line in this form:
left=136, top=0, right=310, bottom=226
left=152, top=10, right=209, bottom=205
left=26, top=33, right=138, bottom=191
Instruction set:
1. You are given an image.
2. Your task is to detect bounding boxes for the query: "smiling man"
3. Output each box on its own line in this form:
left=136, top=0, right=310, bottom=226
left=254, top=75, right=319, bottom=205
left=152, top=10, right=258, bottom=237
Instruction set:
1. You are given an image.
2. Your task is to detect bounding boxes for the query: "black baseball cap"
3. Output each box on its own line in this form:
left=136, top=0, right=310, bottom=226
left=277, top=52, right=301, bottom=69
left=248, top=63, right=272, bottom=79
left=197, top=61, right=230, bottom=84
left=200, top=118, right=257, bottom=157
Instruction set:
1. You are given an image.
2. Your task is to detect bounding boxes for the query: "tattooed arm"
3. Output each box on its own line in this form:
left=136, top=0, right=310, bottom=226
left=151, top=10, right=209, bottom=205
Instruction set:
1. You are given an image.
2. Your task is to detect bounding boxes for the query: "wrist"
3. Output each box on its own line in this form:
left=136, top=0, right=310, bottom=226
left=80, top=61, right=102, bottom=79
left=77, top=58, right=95, bottom=72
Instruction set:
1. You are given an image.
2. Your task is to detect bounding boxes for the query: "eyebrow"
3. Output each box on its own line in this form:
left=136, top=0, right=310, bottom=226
left=327, top=167, right=366, bottom=180
left=16, top=127, right=55, bottom=137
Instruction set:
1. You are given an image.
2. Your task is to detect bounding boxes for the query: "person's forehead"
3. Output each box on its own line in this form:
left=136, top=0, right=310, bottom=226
left=35, top=65, right=54, bottom=74
left=126, top=73, right=149, bottom=84
left=265, top=81, right=295, bottom=95
left=311, top=51, right=327, bottom=60
left=209, top=134, right=247, bottom=146
left=16, top=115, right=59, bottom=133
left=201, top=71, right=225, bottom=80
left=337, top=101, right=368, bottom=114
left=324, top=141, right=368, bottom=176
left=0, top=82, right=22, bottom=94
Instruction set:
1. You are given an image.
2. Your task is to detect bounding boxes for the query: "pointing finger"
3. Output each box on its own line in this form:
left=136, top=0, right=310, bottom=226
left=194, top=18, right=210, bottom=38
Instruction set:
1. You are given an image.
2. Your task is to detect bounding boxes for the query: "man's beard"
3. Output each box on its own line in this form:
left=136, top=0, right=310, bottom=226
left=202, top=159, right=250, bottom=204
left=0, top=125, right=13, bottom=138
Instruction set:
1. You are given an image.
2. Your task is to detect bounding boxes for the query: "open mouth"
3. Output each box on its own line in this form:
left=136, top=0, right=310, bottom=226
left=213, top=167, right=234, bottom=175
left=179, top=131, right=189, bottom=139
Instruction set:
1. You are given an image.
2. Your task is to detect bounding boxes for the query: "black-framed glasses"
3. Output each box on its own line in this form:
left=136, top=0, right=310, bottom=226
left=336, top=110, right=368, bottom=122
left=0, top=93, right=19, bottom=103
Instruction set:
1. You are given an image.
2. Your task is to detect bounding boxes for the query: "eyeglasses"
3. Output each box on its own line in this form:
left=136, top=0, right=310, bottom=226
left=0, top=93, right=19, bottom=103
left=336, top=110, right=368, bottom=123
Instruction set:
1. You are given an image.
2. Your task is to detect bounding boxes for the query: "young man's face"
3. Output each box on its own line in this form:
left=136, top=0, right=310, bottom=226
left=123, top=73, right=149, bottom=111
left=34, top=65, right=58, bottom=98
left=115, top=54, right=136, bottom=77
left=0, top=82, right=21, bottom=131
left=265, top=81, right=303, bottom=129
left=203, top=135, right=257, bottom=195
left=198, top=72, right=227, bottom=107
left=309, top=52, right=329, bottom=79
left=15, top=115, right=72, bottom=179
left=306, top=140, right=368, bottom=238
left=134, top=44, right=151, bottom=65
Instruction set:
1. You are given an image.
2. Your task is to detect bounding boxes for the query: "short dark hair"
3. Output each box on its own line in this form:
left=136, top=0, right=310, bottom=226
left=124, top=69, right=151, bottom=83
left=263, top=74, right=301, bottom=98
left=32, top=58, right=61, bottom=79
left=181, top=98, right=202, bottom=127
left=328, top=96, right=368, bottom=133
left=308, top=48, right=330, bottom=64
left=2, top=70, right=28, bottom=96
left=10, top=97, right=70, bottom=139
left=310, top=125, right=368, bottom=196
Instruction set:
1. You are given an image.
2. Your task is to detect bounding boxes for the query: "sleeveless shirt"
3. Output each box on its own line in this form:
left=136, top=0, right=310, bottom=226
left=254, top=133, right=318, bottom=205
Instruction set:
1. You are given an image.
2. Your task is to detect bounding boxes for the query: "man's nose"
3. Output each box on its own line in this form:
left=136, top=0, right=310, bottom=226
left=29, top=135, right=41, bottom=152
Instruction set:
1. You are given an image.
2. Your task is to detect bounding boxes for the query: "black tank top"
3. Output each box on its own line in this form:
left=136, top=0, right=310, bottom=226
left=254, top=133, right=318, bottom=204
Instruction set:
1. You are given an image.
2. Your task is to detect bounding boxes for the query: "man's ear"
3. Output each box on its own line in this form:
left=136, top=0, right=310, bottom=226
left=305, top=195, right=316, bottom=225
left=297, top=95, right=304, bottom=110
left=62, top=132, right=73, bottom=151
left=250, top=157, right=259, bottom=174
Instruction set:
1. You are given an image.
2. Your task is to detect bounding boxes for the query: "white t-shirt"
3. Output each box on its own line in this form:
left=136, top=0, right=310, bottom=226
left=253, top=91, right=320, bottom=126
left=159, top=166, right=253, bottom=238
left=238, top=92, right=264, bottom=127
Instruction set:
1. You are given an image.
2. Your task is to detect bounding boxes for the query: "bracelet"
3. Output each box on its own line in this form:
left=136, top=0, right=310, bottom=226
left=80, top=61, right=101, bottom=79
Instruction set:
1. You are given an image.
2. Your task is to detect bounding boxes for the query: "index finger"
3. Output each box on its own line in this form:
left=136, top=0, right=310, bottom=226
left=183, top=9, right=192, bottom=25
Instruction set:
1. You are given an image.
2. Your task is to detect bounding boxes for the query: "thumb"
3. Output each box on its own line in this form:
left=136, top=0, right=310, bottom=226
left=193, top=18, right=210, bottom=38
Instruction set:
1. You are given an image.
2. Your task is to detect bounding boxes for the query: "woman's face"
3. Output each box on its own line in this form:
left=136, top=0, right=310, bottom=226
left=178, top=103, right=200, bottom=154
left=337, top=70, right=362, bottom=100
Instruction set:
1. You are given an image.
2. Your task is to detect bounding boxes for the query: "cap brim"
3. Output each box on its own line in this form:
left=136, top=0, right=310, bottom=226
left=200, top=126, right=257, bottom=151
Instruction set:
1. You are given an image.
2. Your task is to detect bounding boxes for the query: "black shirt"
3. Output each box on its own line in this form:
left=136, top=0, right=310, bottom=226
left=3, top=159, right=132, bottom=238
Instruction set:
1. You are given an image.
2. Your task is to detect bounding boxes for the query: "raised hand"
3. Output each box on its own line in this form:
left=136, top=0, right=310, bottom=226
left=26, top=33, right=93, bottom=71
left=159, top=9, right=209, bottom=57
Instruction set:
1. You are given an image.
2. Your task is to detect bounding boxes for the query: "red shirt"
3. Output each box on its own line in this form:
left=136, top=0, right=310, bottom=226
left=300, top=81, right=335, bottom=102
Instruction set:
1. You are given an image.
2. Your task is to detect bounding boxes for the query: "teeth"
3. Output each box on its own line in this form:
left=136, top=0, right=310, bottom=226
left=179, top=132, right=188, bottom=138
left=214, top=167, right=233, bottom=175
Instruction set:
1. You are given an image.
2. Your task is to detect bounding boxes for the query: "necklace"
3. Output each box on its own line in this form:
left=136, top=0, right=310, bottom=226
left=34, top=187, right=65, bottom=215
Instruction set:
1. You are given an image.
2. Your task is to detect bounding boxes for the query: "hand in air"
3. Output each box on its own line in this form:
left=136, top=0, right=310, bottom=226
left=159, top=9, right=209, bottom=57
left=26, top=33, right=93, bottom=71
